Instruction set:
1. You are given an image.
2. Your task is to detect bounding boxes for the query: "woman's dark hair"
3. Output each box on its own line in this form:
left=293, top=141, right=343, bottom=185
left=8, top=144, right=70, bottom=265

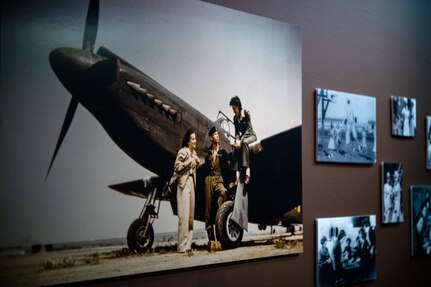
left=338, top=229, right=346, bottom=240
left=320, top=236, right=327, bottom=245
left=407, top=98, right=414, bottom=109
left=229, top=95, right=242, bottom=110
left=182, top=128, right=196, bottom=147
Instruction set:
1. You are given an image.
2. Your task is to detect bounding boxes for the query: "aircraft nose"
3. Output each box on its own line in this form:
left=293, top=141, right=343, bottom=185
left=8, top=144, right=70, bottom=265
left=49, top=47, right=97, bottom=94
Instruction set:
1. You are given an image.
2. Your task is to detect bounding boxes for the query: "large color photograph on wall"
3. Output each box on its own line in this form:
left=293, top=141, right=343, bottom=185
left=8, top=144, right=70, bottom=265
left=0, top=0, right=302, bottom=285
left=315, top=88, right=376, bottom=164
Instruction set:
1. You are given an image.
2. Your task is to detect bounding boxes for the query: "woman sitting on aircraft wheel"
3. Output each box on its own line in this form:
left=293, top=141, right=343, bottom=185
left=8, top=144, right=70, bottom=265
left=229, top=96, right=257, bottom=185
left=174, top=129, right=200, bottom=253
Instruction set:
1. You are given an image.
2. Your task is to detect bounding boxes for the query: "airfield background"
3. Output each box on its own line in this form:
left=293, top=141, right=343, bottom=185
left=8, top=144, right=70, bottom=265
left=1, top=0, right=431, bottom=286
left=0, top=0, right=301, bottom=247
left=108, top=0, right=430, bottom=286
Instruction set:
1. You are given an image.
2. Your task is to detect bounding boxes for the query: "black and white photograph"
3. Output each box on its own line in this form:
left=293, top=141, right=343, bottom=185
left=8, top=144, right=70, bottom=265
left=427, top=116, right=431, bottom=170
left=0, top=0, right=302, bottom=285
left=381, top=162, right=404, bottom=224
left=316, top=88, right=377, bottom=164
left=410, top=186, right=431, bottom=257
left=316, top=215, right=377, bottom=287
left=391, top=95, right=417, bottom=138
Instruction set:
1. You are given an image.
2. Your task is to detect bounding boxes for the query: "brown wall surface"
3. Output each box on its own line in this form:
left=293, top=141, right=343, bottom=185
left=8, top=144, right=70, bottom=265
left=87, top=1, right=431, bottom=286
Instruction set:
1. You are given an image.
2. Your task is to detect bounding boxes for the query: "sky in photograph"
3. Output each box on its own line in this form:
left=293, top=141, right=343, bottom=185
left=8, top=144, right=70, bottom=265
left=0, top=0, right=301, bottom=247
left=317, top=89, right=376, bottom=125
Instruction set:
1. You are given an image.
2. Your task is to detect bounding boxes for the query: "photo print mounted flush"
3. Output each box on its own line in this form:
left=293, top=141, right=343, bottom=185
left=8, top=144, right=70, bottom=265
left=426, top=116, right=431, bottom=170
left=410, top=185, right=431, bottom=257
left=0, top=0, right=302, bottom=285
left=381, top=162, right=404, bottom=224
left=316, top=215, right=377, bottom=287
left=391, top=96, right=417, bottom=138
left=316, top=88, right=376, bottom=164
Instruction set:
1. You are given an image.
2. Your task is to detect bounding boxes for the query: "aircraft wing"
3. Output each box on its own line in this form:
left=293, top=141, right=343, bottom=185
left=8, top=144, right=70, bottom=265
left=108, top=176, right=167, bottom=200
left=247, top=126, right=302, bottom=225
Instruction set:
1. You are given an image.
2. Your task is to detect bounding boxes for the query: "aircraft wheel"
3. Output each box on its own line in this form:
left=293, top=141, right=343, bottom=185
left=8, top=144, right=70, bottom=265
left=127, top=218, right=154, bottom=253
left=215, top=201, right=243, bottom=249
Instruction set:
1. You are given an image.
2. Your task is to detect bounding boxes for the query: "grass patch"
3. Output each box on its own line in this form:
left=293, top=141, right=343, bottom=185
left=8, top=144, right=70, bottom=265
left=273, top=237, right=298, bottom=249
left=43, top=256, right=76, bottom=270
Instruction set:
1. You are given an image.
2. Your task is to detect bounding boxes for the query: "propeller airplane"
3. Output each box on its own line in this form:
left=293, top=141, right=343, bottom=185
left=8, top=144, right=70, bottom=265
left=46, top=0, right=302, bottom=252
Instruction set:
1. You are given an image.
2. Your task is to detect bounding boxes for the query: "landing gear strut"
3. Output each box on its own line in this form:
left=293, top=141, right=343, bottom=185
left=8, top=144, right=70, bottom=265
left=127, top=187, right=160, bottom=253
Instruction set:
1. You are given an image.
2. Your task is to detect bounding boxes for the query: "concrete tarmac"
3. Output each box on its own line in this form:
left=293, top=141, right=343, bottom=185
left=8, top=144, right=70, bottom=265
left=0, top=234, right=302, bottom=286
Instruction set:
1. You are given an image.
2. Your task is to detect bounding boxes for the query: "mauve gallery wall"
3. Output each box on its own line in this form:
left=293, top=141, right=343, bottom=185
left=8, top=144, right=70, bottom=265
left=87, top=1, right=431, bottom=286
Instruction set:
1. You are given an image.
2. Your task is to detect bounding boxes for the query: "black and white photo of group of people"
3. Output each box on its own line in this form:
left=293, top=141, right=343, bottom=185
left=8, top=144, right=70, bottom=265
left=316, top=89, right=376, bottom=164
left=411, top=186, right=431, bottom=257
left=317, top=215, right=376, bottom=287
left=381, top=163, right=404, bottom=224
left=391, top=96, right=416, bottom=137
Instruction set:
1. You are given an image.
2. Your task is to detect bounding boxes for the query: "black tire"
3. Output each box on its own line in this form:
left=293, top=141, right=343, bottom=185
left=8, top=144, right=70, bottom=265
left=215, top=201, right=244, bottom=249
left=127, top=218, right=154, bottom=253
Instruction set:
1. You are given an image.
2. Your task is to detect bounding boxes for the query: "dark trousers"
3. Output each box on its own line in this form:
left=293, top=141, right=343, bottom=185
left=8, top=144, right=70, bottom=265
left=204, top=175, right=227, bottom=227
left=232, top=135, right=256, bottom=171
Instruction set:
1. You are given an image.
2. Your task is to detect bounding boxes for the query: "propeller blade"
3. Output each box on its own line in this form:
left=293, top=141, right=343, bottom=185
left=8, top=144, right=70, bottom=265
left=83, top=0, right=99, bottom=52
left=45, top=97, right=79, bottom=181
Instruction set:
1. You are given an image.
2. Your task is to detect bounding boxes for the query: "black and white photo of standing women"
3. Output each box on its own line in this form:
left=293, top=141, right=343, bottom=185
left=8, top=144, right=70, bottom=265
left=391, top=96, right=416, bottom=138
left=381, top=162, right=404, bottom=224
left=316, top=89, right=376, bottom=164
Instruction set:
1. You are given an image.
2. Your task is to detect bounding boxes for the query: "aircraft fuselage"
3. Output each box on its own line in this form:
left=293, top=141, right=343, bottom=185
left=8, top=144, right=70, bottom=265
left=50, top=46, right=230, bottom=179
left=50, top=46, right=302, bottom=227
